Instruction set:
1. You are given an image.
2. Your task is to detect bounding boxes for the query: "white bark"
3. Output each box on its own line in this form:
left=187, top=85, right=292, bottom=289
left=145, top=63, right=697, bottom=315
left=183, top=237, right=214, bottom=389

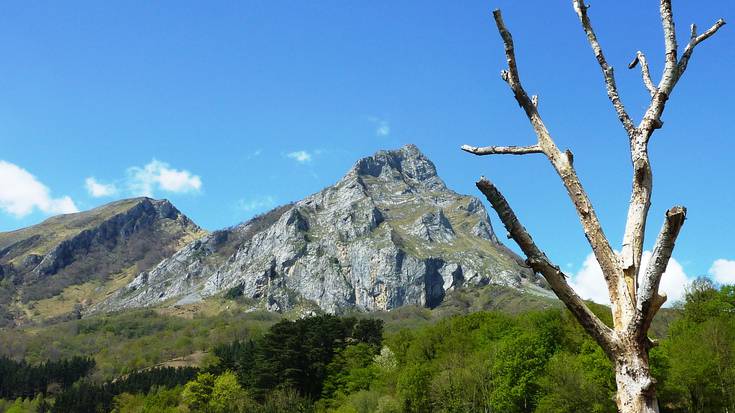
left=615, top=343, right=660, bottom=413
left=628, top=51, right=657, bottom=97
left=461, top=144, right=542, bottom=155
left=463, top=3, right=725, bottom=412
left=633, top=206, right=687, bottom=337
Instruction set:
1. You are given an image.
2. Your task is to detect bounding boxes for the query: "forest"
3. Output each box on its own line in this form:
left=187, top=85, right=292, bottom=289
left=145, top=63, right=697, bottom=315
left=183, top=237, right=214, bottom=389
left=0, top=279, right=732, bottom=413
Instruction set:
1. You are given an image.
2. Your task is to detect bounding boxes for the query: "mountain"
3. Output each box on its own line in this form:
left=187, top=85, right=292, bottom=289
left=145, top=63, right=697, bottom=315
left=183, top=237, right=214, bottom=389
left=94, top=144, right=544, bottom=315
left=0, top=198, right=204, bottom=326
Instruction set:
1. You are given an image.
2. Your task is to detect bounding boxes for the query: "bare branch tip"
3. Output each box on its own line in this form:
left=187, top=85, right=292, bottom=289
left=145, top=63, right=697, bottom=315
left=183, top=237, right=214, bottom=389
left=476, top=176, right=493, bottom=190
left=666, top=206, right=687, bottom=223
left=628, top=55, right=639, bottom=69
left=492, top=9, right=503, bottom=22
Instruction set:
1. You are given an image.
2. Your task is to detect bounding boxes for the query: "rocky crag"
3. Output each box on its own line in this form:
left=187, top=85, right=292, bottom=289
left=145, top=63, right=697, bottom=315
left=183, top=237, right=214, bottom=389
left=94, top=144, right=542, bottom=315
left=0, top=198, right=203, bottom=326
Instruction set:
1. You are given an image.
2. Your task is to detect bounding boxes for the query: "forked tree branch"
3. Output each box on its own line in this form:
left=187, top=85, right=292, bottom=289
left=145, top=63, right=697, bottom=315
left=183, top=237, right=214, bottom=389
left=465, top=3, right=724, bottom=409
left=632, top=206, right=687, bottom=337
left=628, top=51, right=657, bottom=97
left=653, top=4, right=725, bottom=130
left=464, top=10, right=625, bottom=318
left=678, top=19, right=727, bottom=77
left=575, top=0, right=723, bottom=313
left=572, top=0, right=636, bottom=138
left=572, top=0, right=652, bottom=293
left=461, top=144, right=542, bottom=155
left=467, top=3, right=723, bottom=341
left=476, top=177, right=616, bottom=354
left=573, top=3, right=652, bottom=295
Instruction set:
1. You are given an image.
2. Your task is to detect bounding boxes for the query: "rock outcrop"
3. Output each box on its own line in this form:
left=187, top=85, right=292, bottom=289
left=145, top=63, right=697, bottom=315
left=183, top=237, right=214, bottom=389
left=0, top=198, right=203, bottom=326
left=95, top=144, right=540, bottom=314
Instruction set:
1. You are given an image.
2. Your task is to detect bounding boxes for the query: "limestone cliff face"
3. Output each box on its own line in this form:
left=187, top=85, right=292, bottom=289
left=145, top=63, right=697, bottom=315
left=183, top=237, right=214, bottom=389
left=95, top=145, right=540, bottom=314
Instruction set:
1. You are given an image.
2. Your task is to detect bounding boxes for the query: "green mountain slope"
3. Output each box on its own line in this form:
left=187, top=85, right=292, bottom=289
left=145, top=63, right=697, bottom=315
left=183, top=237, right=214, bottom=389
left=0, top=198, right=204, bottom=326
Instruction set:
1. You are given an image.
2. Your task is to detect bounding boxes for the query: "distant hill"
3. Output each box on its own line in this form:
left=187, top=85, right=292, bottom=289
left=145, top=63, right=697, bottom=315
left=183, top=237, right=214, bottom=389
left=0, top=198, right=204, bottom=326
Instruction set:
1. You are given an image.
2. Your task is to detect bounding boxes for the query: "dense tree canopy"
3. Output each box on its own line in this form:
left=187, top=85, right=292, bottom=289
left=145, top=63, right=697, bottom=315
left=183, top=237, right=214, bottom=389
left=1, top=282, right=734, bottom=412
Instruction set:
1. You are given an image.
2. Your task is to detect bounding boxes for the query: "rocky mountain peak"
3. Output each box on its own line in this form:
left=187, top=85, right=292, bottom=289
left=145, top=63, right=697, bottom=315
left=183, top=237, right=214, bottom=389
left=96, top=144, right=543, bottom=316
left=350, top=144, right=446, bottom=192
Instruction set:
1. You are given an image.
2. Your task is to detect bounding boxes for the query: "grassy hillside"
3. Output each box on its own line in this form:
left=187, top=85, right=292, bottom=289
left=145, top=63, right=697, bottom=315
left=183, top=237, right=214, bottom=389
left=0, top=198, right=205, bottom=326
left=0, top=283, right=677, bottom=382
left=0, top=199, right=145, bottom=262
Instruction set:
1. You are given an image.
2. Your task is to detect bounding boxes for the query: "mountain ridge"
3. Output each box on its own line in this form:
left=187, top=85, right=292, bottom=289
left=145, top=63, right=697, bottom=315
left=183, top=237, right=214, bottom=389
left=93, top=144, right=542, bottom=315
left=0, top=197, right=204, bottom=326
left=0, top=145, right=546, bottom=324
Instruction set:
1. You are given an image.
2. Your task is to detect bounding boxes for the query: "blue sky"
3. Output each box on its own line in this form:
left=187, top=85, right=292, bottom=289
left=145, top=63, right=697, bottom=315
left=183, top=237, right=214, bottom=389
left=1, top=1, right=733, bottom=299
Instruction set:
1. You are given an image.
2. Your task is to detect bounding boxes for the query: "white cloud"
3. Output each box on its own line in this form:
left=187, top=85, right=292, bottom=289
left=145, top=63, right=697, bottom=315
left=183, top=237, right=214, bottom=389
left=368, top=116, right=390, bottom=137
left=569, top=250, right=690, bottom=307
left=0, top=160, right=78, bottom=218
left=710, top=259, right=735, bottom=285
left=287, top=151, right=312, bottom=164
left=127, top=160, right=202, bottom=197
left=85, top=177, right=118, bottom=198
left=238, top=195, right=276, bottom=212
left=650, top=251, right=690, bottom=304
left=568, top=253, right=611, bottom=305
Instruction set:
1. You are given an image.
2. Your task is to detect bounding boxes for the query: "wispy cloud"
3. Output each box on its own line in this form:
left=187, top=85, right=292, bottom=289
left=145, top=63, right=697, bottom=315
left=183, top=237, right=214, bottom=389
left=127, top=160, right=202, bottom=197
left=246, top=149, right=263, bottom=160
left=368, top=116, right=390, bottom=137
left=0, top=160, right=78, bottom=218
left=710, top=259, right=735, bottom=285
left=85, top=177, right=118, bottom=198
left=569, top=251, right=689, bottom=307
left=287, top=150, right=312, bottom=164
left=237, top=195, right=276, bottom=213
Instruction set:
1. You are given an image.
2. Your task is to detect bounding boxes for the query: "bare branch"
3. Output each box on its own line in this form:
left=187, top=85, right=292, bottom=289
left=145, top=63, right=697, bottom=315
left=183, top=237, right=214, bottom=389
left=623, top=16, right=724, bottom=291
left=572, top=0, right=636, bottom=137
left=628, top=51, right=657, bottom=97
left=476, top=177, right=616, bottom=354
left=678, top=19, right=727, bottom=76
left=492, top=10, right=536, bottom=117
left=487, top=9, right=625, bottom=323
left=632, top=206, right=687, bottom=336
left=639, top=17, right=725, bottom=139
left=659, top=0, right=678, bottom=80
left=461, top=144, right=542, bottom=156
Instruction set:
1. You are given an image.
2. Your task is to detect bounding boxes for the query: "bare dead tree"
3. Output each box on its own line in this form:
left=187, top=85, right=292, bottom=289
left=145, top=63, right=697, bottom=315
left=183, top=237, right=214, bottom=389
left=462, top=2, right=725, bottom=412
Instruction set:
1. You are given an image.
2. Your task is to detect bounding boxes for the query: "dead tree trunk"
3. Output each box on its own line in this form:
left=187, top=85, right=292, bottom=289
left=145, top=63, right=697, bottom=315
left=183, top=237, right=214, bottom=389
left=463, top=2, right=724, bottom=412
